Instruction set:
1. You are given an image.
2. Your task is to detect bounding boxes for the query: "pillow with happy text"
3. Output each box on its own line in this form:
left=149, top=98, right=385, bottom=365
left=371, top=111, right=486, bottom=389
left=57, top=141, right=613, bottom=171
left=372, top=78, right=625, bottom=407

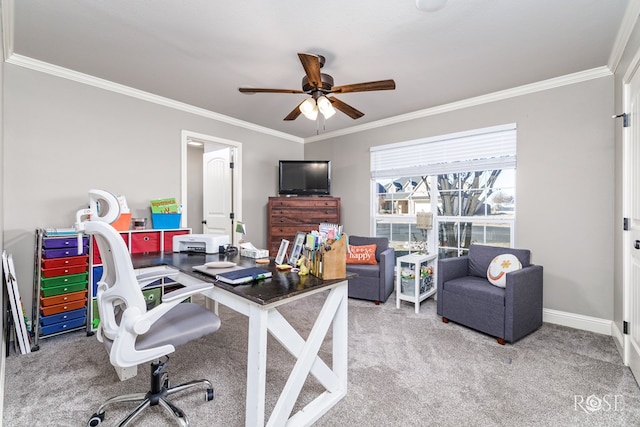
left=487, top=253, right=522, bottom=287
left=346, top=244, right=378, bottom=265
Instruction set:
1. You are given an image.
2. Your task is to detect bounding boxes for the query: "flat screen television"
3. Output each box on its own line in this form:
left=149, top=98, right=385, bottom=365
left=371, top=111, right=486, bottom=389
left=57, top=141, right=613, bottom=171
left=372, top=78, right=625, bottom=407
left=279, top=160, right=331, bottom=196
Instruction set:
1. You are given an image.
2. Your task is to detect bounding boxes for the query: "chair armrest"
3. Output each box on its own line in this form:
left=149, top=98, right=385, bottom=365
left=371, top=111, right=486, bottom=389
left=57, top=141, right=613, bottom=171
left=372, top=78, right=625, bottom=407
left=437, top=256, right=469, bottom=286
left=505, top=264, right=544, bottom=341
left=162, top=281, right=214, bottom=303
left=136, top=265, right=179, bottom=288
left=379, top=247, right=396, bottom=298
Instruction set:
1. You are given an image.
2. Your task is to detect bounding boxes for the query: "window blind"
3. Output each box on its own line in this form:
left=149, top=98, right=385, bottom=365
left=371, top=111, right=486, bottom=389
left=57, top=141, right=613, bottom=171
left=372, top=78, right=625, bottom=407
left=370, top=124, right=516, bottom=178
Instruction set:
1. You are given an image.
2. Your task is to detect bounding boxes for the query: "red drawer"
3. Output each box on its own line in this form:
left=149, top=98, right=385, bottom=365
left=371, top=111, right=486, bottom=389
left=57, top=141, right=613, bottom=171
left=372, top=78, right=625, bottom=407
left=41, top=255, right=88, bottom=269
left=130, top=232, right=161, bottom=254
left=92, top=234, right=128, bottom=265
left=40, top=290, right=87, bottom=307
left=164, top=230, right=189, bottom=252
left=39, top=298, right=87, bottom=316
left=41, top=264, right=88, bottom=278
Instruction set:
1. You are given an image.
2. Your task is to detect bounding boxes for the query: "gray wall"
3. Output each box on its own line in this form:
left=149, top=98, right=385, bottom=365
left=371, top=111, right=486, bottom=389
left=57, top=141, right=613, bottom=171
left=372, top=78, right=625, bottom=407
left=3, top=63, right=303, bottom=316
left=306, top=76, right=615, bottom=320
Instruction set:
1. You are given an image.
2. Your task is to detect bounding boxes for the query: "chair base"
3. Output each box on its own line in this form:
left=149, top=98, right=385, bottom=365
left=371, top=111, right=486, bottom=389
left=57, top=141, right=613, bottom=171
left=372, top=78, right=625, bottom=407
left=87, top=358, right=214, bottom=427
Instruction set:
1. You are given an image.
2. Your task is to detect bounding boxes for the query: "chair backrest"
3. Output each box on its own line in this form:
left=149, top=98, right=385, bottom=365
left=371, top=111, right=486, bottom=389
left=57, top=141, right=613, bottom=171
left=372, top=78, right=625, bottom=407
left=84, top=220, right=147, bottom=342
left=348, top=236, right=389, bottom=262
left=468, top=244, right=531, bottom=278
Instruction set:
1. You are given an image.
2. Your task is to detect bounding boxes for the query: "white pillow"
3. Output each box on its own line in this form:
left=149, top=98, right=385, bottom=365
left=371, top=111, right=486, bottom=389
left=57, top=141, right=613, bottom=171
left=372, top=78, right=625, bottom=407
left=487, top=254, right=522, bottom=287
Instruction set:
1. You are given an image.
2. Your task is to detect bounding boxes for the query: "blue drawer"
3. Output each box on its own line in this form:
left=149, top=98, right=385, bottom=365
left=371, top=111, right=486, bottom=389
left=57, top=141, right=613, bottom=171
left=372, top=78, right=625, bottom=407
left=39, top=308, right=86, bottom=326
left=39, top=315, right=86, bottom=336
left=92, top=266, right=103, bottom=295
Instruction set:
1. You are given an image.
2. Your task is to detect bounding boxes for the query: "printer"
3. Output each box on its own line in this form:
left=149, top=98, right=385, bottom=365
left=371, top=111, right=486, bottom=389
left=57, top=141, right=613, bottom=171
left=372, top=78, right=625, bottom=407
left=173, top=234, right=230, bottom=254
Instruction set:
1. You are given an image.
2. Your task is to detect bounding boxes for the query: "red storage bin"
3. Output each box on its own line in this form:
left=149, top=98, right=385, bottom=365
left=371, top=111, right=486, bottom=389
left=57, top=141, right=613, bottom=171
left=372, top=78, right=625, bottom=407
left=130, top=231, right=160, bottom=253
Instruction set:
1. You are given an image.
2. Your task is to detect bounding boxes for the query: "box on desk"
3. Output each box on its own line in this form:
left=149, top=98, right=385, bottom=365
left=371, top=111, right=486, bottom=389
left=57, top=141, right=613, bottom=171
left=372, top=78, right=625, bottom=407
left=241, top=247, right=269, bottom=259
left=310, top=236, right=346, bottom=280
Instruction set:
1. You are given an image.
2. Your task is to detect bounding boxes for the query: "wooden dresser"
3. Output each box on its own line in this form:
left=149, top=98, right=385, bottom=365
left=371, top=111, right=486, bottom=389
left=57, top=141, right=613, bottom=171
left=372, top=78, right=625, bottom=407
left=267, top=196, right=341, bottom=257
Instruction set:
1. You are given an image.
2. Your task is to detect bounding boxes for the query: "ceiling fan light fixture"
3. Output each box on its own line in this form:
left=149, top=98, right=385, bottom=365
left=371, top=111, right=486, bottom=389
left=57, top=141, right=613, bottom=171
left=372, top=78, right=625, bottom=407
left=299, top=98, right=318, bottom=120
left=416, top=0, right=447, bottom=12
left=317, top=96, right=336, bottom=119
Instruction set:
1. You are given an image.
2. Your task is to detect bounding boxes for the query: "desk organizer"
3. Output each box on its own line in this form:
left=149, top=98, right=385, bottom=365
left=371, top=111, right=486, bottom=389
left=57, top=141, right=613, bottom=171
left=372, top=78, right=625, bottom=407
left=309, top=236, right=346, bottom=280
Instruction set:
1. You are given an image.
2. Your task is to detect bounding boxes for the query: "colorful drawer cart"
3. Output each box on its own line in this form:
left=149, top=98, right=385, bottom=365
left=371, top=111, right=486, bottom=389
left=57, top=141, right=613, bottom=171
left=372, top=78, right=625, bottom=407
left=32, top=229, right=91, bottom=349
left=89, top=228, right=190, bottom=331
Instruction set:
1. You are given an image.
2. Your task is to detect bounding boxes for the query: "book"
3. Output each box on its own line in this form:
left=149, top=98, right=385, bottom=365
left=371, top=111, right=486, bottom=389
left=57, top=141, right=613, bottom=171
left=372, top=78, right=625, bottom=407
left=150, top=197, right=180, bottom=214
left=215, top=267, right=272, bottom=285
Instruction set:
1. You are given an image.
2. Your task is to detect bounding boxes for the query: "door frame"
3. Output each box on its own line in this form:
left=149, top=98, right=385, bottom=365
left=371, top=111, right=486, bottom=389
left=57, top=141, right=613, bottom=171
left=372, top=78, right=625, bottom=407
left=181, top=130, right=243, bottom=243
left=622, top=48, right=640, bottom=367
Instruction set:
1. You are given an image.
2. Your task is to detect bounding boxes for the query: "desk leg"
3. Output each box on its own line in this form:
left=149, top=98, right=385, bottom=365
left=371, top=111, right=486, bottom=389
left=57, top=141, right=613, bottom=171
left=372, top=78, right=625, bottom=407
left=246, top=305, right=269, bottom=427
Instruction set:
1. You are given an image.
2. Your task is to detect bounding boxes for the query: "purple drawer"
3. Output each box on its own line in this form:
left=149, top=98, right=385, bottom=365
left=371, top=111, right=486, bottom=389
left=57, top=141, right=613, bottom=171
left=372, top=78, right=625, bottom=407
left=43, top=246, right=88, bottom=259
left=43, top=236, right=88, bottom=249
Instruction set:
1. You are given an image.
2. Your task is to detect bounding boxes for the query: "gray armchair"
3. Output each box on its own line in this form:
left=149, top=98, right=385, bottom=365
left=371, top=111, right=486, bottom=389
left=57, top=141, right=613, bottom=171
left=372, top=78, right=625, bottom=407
left=345, top=236, right=395, bottom=304
left=437, top=244, right=543, bottom=344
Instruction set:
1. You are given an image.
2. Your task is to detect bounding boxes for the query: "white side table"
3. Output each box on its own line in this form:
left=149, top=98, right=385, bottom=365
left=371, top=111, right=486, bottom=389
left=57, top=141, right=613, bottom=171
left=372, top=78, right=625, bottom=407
left=396, top=253, right=437, bottom=313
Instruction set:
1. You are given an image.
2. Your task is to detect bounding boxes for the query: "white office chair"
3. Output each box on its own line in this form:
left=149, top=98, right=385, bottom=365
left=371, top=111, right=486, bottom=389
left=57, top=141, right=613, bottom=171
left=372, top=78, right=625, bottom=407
left=78, top=192, right=220, bottom=427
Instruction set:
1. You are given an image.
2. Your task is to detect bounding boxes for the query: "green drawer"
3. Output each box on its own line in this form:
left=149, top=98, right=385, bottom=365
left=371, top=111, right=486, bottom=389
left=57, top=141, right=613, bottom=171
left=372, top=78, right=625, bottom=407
left=41, top=272, right=88, bottom=288
left=40, top=281, right=87, bottom=297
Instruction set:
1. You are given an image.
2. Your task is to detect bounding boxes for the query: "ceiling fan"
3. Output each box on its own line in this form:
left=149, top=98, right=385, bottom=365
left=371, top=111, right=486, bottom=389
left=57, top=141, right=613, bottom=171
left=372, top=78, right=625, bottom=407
left=238, top=53, right=396, bottom=121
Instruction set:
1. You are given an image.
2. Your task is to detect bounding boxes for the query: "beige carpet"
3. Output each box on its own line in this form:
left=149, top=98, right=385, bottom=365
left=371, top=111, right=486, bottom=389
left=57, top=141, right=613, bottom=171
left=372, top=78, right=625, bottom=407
left=4, top=293, right=640, bottom=427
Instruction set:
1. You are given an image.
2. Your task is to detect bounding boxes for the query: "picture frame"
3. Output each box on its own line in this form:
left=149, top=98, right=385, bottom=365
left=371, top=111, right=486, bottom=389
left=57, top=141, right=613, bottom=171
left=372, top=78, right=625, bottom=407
left=288, top=232, right=307, bottom=266
left=275, top=239, right=290, bottom=265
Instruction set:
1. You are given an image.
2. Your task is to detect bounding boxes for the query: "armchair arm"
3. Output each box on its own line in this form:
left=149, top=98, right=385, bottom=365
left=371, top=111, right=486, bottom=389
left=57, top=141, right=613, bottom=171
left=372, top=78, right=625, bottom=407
left=505, top=264, right=544, bottom=342
left=437, top=256, right=469, bottom=286
left=379, top=247, right=395, bottom=300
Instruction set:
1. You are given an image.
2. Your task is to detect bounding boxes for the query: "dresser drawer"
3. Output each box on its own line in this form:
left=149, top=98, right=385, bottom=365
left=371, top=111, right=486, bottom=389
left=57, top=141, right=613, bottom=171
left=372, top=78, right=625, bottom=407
left=269, top=198, right=339, bottom=208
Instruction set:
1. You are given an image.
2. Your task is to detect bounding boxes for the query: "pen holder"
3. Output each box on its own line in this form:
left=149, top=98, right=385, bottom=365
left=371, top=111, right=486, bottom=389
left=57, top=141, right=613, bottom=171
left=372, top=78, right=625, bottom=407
left=311, top=236, right=347, bottom=280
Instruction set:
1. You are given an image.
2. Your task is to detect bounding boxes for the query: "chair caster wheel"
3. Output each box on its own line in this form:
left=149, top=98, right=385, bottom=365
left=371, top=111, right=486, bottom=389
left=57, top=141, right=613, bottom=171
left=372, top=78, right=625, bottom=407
left=87, top=412, right=104, bottom=426
left=205, top=388, right=215, bottom=401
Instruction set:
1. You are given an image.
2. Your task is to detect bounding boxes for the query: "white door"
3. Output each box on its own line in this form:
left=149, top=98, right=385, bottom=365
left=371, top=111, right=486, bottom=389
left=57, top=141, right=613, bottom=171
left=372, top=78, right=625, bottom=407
left=626, top=66, right=640, bottom=381
left=203, top=147, right=234, bottom=237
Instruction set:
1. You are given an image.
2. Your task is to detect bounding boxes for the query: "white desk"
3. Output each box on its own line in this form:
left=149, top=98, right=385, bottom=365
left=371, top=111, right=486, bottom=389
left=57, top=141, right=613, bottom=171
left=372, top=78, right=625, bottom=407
left=132, top=252, right=349, bottom=427
left=202, top=280, right=348, bottom=427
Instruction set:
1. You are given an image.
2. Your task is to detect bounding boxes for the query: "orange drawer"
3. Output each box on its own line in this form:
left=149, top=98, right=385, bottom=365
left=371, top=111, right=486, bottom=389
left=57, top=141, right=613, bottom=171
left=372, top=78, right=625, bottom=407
left=41, top=255, right=88, bottom=269
left=39, top=298, right=87, bottom=316
left=130, top=231, right=161, bottom=253
left=41, top=264, right=88, bottom=278
left=40, top=290, right=87, bottom=307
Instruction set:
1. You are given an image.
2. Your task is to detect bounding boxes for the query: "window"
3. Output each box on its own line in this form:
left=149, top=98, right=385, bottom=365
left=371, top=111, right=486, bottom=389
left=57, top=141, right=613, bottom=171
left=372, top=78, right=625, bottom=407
left=371, top=124, right=516, bottom=259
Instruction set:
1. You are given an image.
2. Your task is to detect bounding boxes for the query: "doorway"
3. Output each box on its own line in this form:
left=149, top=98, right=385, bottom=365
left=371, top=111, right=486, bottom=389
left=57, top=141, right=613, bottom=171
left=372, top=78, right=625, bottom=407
left=181, top=130, right=243, bottom=245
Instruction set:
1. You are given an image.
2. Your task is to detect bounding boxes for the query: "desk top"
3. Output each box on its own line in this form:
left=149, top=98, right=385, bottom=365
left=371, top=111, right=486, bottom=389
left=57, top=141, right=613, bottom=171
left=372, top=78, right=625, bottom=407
left=130, top=252, right=351, bottom=306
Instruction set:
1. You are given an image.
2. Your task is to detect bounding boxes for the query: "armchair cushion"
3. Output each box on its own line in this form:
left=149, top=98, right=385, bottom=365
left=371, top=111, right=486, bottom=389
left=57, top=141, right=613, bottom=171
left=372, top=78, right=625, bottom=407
left=346, top=244, right=378, bottom=265
left=345, top=236, right=395, bottom=303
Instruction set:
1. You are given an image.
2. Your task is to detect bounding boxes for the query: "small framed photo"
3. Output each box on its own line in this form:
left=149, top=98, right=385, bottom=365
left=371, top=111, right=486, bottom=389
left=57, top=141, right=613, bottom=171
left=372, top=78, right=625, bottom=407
left=275, top=239, right=290, bottom=265
left=288, top=232, right=307, bottom=266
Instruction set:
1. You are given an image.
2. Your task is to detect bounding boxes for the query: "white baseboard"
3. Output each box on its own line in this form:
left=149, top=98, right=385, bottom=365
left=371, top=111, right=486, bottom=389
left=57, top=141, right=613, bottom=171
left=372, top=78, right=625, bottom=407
left=543, top=308, right=612, bottom=336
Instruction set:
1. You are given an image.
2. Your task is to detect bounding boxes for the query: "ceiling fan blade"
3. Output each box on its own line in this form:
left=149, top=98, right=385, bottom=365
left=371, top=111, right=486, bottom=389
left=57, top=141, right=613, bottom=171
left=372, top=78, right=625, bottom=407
left=329, top=96, right=364, bottom=120
left=332, top=79, right=396, bottom=94
left=298, top=53, right=322, bottom=89
left=284, top=100, right=304, bottom=121
left=239, top=87, right=304, bottom=94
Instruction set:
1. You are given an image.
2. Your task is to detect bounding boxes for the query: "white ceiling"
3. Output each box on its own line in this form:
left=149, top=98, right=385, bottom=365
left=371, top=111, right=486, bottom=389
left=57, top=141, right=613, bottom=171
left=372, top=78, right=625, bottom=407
left=9, top=0, right=630, bottom=139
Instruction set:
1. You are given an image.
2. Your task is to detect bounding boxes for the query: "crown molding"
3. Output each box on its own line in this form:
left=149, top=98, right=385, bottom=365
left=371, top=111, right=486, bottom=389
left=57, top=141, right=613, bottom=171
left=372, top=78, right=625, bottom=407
left=303, top=66, right=613, bottom=143
left=5, top=53, right=304, bottom=144
left=608, top=0, right=640, bottom=74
